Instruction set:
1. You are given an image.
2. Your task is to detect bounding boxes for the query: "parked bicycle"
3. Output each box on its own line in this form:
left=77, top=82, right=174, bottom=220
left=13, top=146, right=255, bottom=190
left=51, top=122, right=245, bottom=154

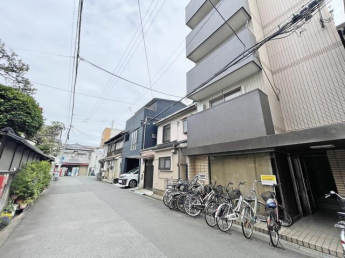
left=261, top=183, right=293, bottom=246
left=325, top=191, right=345, bottom=257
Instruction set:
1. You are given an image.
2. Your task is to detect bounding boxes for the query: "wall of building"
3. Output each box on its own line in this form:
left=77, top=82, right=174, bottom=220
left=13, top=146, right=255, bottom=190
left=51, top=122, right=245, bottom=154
left=256, top=0, right=345, bottom=131
left=152, top=150, right=178, bottom=193
left=328, top=150, right=345, bottom=196
left=187, top=155, right=209, bottom=184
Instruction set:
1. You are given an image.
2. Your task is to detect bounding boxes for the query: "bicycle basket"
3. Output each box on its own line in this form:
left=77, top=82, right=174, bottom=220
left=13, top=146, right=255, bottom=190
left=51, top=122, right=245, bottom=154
left=213, top=185, right=223, bottom=195
left=337, top=197, right=345, bottom=211
left=261, top=191, right=275, bottom=202
left=204, top=185, right=212, bottom=194
left=229, top=189, right=241, bottom=199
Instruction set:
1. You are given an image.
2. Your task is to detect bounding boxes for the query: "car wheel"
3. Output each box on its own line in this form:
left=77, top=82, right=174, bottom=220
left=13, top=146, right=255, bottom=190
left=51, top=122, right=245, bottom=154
left=129, top=180, right=137, bottom=188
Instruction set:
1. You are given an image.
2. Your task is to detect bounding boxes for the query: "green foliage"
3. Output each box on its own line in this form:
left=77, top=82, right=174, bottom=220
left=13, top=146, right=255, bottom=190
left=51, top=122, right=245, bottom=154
left=0, top=84, right=43, bottom=138
left=0, top=216, right=10, bottom=230
left=33, top=121, right=65, bottom=156
left=11, top=161, right=52, bottom=201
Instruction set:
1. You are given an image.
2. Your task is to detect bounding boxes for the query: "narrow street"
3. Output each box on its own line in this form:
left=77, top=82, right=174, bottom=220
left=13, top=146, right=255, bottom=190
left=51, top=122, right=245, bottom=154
left=0, top=177, right=310, bottom=258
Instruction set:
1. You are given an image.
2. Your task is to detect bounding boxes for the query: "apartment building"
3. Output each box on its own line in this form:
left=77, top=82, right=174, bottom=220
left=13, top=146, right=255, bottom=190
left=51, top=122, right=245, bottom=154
left=182, top=0, right=345, bottom=222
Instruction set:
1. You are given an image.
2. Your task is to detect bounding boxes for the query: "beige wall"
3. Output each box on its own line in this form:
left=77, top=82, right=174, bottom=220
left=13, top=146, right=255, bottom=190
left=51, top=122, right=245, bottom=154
left=157, top=109, right=196, bottom=145
left=256, top=0, right=345, bottom=131
left=152, top=150, right=178, bottom=192
left=188, top=155, right=209, bottom=185
left=328, top=150, right=345, bottom=196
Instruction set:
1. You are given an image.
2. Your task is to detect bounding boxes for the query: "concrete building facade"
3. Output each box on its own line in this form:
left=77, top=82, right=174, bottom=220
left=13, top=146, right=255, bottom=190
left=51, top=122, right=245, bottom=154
left=183, top=0, right=345, bottom=223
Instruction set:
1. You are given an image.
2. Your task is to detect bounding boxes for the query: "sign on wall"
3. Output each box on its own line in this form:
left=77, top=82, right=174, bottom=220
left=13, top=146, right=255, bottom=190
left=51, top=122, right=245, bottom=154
left=260, top=175, right=277, bottom=186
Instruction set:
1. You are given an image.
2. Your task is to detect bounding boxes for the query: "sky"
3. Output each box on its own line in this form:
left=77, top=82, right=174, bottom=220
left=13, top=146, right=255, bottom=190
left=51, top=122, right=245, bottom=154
left=0, top=0, right=194, bottom=147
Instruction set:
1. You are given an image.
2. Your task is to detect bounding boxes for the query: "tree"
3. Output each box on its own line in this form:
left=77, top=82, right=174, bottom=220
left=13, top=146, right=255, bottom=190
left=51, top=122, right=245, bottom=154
left=0, top=84, right=43, bottom=138
left=0, top=39, right=35, bottom=95
left=33, top=121, right=65, bottom=156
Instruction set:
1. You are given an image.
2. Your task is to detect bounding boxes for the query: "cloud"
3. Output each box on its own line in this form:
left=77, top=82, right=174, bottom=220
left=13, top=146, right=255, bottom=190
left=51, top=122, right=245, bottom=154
left=0, top=0, right=193, bottom=146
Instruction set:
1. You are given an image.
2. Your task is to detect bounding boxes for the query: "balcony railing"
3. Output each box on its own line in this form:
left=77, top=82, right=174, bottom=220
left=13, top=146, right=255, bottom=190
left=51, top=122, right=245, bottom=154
left=187, top=28, right=261, bottom=101
left=186, top=0, right=221, bottom=29
left=186, top=0, right=250, bottom=63
left=186, top=89, right=275, bottom=149
left=107, top=148, right=123, bottom=157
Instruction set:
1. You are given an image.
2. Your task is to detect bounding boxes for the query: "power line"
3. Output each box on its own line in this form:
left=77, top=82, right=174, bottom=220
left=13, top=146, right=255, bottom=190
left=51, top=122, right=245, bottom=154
left=138, top=0, right=153, bottom=99
left=64, top=0, right=84, bottom=146
left=80, top=57, right=183, bottom=98
left=32, top=82, right=143, bottom=106
left=7, top=47, right=73, bottom=58
left=124, top=0, right=328, bottom=135
left=85, top=0, right=159, bottom=120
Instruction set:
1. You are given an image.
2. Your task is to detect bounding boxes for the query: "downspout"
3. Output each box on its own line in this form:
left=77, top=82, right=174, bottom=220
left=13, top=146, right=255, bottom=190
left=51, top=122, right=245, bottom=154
left=177, top=147, right=181, bottom=179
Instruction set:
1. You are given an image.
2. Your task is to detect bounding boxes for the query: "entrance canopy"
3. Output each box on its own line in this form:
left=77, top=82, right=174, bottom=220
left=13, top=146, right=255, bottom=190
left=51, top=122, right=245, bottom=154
left=182, top=123, right=345, bottom=156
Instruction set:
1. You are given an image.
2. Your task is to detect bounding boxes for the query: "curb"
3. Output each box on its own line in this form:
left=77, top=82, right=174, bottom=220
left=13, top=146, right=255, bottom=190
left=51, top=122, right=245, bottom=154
left=0, top=211, right=26, bottom=248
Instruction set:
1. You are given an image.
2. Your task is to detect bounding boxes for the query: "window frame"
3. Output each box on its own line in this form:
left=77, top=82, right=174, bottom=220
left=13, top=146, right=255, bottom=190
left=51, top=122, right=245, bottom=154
left=209, top=87, right=242, bottom=107
left=162, top=124, right=171, bottom=143
left=182, top=119, right=187, bottom=134
left=158, top=156, right=171, bottom=171
left=130, top=130, right=138, bottom=151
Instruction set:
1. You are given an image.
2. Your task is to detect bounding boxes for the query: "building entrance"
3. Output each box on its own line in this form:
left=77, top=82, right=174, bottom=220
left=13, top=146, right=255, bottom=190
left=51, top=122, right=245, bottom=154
left=290, top=153, right=338, bottom=217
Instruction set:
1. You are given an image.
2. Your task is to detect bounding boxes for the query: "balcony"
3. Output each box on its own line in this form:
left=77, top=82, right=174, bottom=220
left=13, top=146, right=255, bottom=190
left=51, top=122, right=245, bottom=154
left=186, top=28, right=261, bottom=101
left=186, top=0, right=250, bottom=63
left=186, top=0, right=221, bottom=29
left=186, top=89, right=275, bottom=149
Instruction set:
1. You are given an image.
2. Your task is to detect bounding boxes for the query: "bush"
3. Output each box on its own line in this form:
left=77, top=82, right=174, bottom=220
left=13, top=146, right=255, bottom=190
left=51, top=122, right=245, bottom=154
left=11, top=161, right=52, bottom=201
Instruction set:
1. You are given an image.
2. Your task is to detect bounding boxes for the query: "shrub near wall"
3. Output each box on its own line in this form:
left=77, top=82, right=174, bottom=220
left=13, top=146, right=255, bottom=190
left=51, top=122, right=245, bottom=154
left=11, top=161, right=52, bottom=204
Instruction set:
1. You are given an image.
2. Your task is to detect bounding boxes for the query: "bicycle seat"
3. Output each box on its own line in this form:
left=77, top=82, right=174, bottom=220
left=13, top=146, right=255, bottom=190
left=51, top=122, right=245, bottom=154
left=244, top=197, right=255, bottom=203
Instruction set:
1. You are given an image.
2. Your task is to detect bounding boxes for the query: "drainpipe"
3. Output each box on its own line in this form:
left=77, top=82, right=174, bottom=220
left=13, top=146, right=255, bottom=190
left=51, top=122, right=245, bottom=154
left=177, top=147, right=181, bottom=179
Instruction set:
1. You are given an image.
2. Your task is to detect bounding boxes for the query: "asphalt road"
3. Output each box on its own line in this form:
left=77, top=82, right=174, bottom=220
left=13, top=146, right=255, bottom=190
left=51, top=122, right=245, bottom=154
left=0, top=177, right=311, bottom=258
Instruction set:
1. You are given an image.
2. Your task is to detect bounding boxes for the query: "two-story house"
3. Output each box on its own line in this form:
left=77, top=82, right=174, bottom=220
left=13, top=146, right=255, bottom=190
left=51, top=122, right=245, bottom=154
left=121, top=98, right=186, bottom=183
left=182, top=0, right=345, bottom=224
left=99, top=131, right=125, bottom=183
left=139, top=104, right=197, bottom=194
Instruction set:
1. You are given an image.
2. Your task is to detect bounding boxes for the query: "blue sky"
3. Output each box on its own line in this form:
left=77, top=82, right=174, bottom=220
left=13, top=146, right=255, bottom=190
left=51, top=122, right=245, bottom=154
left=0, top=0, right=193, bottom=146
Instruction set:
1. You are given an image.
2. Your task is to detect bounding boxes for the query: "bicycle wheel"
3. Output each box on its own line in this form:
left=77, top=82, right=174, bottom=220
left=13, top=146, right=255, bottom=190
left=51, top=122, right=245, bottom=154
left=241, top=206, right=254, bottom=239
left=217, top=203, right=233, bottom=232
left=205, top=201, right=218, bottom=227
left=177, top=194, right=186, bottom=212
left=184, top=196, right=202, bottom=217
left=169, top=194, right=180, bottom=211
left=268, top=214, right=279, bottom=247
left=163, top=190, right=171, bottom=207
left=278, top=205, right=293, bottom=227
left=256, top=200, right=267, bottom=223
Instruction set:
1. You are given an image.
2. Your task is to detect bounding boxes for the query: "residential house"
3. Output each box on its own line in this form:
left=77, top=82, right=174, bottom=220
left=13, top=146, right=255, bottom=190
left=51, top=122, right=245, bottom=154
left=121, top=98, right=186, bottom=181
left=182, top=0, right=345, bottom=224
left=140, top=104, right=197, bottom=195
left=99, top=131, right=125, bottom=183
left=0, top=129, right=53, bottom=212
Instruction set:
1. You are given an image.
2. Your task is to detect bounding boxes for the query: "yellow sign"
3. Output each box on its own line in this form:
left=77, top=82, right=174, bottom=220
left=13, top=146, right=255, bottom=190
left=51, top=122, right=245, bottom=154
left=261, top=175, right=277, bottom=186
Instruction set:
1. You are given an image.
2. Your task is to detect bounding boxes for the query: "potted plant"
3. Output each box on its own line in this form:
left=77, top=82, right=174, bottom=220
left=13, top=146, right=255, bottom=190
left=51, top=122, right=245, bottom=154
left=0, top=216, right=10, bottom=230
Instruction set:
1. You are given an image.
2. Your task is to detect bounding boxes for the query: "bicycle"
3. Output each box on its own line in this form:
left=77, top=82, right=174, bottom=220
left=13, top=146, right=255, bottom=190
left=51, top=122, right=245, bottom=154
left=261, top=183, right=293, bottom=247
left=215, top=182, right=246, bottom=232
left=183, top=181, right=217, bottom=217
left=205, top=182, right=233, bottom=227
left=325, top=191, right=345, bottom=257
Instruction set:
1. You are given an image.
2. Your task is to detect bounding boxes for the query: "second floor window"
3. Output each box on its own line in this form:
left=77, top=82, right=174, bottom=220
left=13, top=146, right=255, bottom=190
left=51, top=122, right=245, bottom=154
left=163, top=124, right=171, bottom=143
left=183, top=119, right=187, bottom=134
left=130, top=130, right=138, bottom=151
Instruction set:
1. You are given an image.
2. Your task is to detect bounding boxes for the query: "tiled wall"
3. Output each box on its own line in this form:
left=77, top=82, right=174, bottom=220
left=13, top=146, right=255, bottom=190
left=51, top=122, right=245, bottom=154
left=328, top=150, right=345, bottom=196
left=257, top=0, right=345, bottom=131
left=188, top=155, right=210, bottom=184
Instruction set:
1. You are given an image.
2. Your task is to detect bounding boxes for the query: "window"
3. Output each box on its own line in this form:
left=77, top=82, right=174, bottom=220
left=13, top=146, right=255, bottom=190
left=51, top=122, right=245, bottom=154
left=224, top=88, right=241, bottom=101
left=209, top=87, right=242, bottom=107
left=115, top=140, right=123, bottom=150
left=210, top=96, right=223, bottom=107
left=183, top=119, right=187, bottom=134
left=125, top=134, right=129, bottom=142
left=159, top=157, right=171, bottom=170
left=163, top=124, right=171, bottom=143
left=130, top=130, right=138, bottom=151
